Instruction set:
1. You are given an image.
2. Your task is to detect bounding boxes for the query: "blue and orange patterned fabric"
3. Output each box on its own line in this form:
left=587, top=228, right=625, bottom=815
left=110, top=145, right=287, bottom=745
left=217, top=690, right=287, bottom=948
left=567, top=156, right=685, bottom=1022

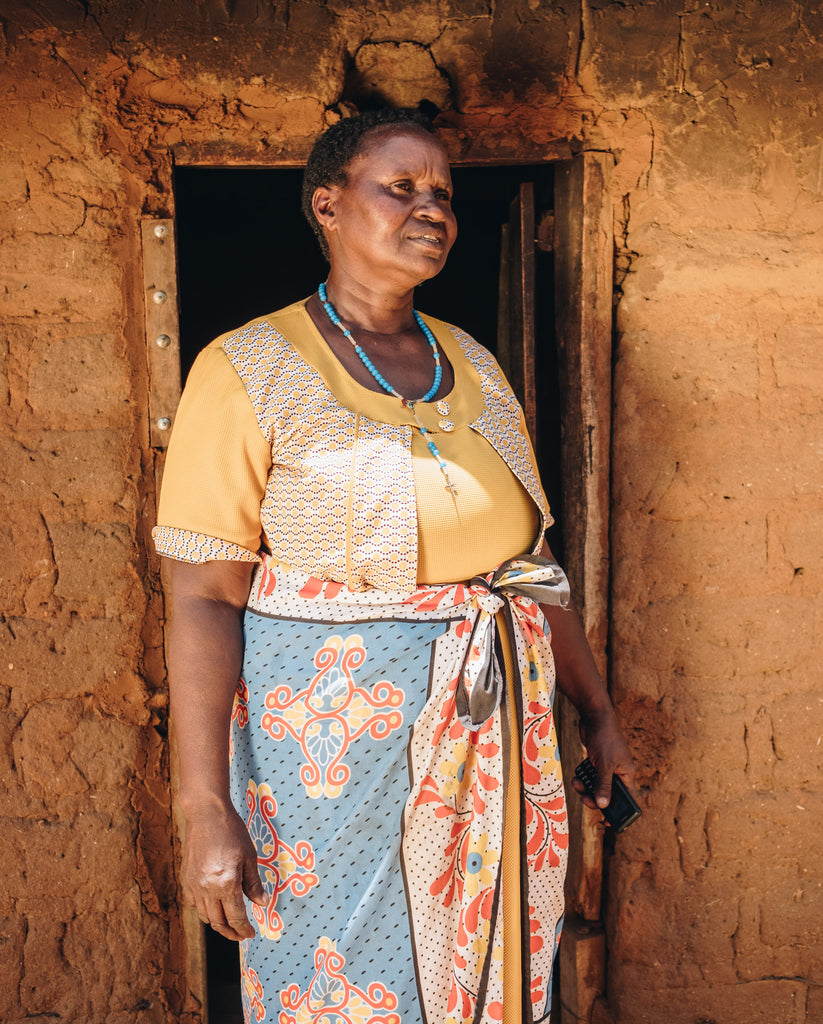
left=232, top=560, right=568, bottom=1024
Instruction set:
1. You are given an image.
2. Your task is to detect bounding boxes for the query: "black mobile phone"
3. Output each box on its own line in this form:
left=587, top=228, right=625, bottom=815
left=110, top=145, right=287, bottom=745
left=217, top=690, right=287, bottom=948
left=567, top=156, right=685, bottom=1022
left=574, top=757, right=642, bottom=833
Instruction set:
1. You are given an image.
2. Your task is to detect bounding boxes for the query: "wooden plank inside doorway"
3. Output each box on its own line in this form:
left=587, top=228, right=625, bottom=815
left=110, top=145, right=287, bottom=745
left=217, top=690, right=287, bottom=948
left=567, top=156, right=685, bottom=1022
left=506, top=182, right=538, bottom=446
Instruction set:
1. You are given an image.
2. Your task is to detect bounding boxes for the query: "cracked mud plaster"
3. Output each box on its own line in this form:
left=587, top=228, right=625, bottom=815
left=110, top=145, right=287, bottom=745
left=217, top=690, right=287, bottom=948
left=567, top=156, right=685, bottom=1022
left=345, top=40, right=454, bottom=111
left=1, top=0, right=822, bottom=1021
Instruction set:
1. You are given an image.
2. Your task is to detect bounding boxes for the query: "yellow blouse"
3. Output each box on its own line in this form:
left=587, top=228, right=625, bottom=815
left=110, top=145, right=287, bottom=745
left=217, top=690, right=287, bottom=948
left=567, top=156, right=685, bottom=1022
left=155, top=300, right=548, bottom=585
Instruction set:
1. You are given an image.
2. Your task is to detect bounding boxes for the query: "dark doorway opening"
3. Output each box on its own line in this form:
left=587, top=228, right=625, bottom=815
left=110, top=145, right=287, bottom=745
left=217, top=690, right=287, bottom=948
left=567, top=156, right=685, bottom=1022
left=172, top=162, right=562, bottom=1022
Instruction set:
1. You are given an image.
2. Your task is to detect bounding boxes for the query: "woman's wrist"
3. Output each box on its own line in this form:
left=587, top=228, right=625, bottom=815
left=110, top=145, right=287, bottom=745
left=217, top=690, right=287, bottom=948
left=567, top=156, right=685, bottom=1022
left=178, top=785, right=235, bottom=822
left=574, top=692, right=617, bottom=724
left=553, top=662, right=614, bottom=720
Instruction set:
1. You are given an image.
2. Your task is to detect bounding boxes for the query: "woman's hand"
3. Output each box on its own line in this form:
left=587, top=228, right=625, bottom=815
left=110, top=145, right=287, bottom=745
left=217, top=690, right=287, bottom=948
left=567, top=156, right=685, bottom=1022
left=182, top=798, right=270, bottom=942
left=575, top=704, right=636, bottom=809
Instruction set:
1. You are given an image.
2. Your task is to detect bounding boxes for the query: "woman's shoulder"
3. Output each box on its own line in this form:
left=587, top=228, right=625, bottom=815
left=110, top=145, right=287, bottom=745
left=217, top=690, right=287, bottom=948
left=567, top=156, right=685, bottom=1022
left=195, top=298, right=342, bottom=427
left=193, top=299, right=316, bottom=390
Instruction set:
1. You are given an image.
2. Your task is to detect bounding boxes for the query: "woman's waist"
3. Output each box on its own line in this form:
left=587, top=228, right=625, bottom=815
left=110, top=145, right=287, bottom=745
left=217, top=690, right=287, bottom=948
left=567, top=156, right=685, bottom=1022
left=247, top=555, right=480, bottom=622
left=247, top=551, right=569, bottom=623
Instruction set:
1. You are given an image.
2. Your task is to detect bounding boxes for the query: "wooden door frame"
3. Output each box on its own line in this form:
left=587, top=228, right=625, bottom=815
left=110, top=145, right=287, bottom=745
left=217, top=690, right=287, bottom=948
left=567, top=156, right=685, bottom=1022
left=141, top=149, right=615, bottom=1024
left=494, top=151, right=615, bottom=1022
left=554, top=152, right=615, bottom=1024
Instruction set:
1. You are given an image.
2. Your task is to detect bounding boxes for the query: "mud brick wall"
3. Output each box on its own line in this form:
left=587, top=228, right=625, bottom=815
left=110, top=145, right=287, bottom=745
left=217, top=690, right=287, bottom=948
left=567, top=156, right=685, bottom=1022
left=1, top=2, right=821, bottom=1022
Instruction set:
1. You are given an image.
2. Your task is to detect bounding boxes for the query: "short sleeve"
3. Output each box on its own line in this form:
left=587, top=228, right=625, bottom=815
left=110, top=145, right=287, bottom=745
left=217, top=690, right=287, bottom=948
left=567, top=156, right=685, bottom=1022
left=152, top=343, right=272, bottom=563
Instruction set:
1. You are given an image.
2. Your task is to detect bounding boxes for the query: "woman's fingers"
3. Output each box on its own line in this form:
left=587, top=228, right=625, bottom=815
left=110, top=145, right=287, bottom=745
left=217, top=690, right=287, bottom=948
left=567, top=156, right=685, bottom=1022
left=200, top=894, right=249, bottom=942
left=193, top=882, right=257, bottom=942
left=571, top=775, right=597, bottom=811
left=218, top=890, right=257, bottom=942
left=242, top=857, right=271, bottom=909
left=192, top=891, right=211, bottom=926
left=571, top=773, right=607, bottom=810
left=592, top=770, right=613, bottom=809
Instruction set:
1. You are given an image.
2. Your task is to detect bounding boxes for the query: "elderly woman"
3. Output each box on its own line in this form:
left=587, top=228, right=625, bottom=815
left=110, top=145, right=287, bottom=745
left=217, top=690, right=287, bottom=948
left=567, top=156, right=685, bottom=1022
left=154, top=109, right=634, bottom=1024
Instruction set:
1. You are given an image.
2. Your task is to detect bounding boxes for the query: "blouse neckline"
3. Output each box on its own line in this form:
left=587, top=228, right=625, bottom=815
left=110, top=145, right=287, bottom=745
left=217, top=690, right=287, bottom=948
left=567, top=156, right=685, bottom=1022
left=265, top=298, right=485, bottom=432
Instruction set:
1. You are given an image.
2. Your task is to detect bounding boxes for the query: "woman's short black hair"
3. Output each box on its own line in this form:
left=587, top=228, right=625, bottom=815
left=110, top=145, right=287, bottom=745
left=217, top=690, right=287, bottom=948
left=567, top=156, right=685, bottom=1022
left=301, top=108, right=435, bottom=261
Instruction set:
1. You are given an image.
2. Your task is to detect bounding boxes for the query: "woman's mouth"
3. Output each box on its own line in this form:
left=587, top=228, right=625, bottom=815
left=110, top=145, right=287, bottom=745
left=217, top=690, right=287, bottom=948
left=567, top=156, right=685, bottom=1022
left=411, top=233, right=445, bottom=251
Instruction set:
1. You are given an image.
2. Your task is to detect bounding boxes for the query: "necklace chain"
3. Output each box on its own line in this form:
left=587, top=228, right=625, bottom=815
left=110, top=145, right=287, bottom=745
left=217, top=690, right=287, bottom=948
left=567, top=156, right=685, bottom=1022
left=318, top=283, right=458, bottom=498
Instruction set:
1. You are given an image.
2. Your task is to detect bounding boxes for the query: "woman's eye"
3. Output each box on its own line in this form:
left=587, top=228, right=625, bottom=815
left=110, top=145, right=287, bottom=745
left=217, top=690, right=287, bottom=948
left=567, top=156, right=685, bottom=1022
left=393, top=181, right=414, bottom=192
left=436, top=191, right=452, bottom=202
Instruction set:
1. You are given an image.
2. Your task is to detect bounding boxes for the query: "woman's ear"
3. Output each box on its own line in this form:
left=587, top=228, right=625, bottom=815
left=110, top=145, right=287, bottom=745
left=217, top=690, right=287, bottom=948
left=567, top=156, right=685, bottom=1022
left=312, top=186, right=337, bottom=234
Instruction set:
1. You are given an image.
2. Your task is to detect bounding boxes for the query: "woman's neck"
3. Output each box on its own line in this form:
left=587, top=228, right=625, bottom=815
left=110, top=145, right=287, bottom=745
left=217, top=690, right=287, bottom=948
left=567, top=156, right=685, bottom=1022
left=322, top=270, right=417, bottom=335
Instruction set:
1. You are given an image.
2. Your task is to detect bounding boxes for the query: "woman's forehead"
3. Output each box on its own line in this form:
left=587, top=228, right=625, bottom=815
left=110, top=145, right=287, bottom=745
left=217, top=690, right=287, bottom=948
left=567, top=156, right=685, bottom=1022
left=353, top=127, right=451, bottom=177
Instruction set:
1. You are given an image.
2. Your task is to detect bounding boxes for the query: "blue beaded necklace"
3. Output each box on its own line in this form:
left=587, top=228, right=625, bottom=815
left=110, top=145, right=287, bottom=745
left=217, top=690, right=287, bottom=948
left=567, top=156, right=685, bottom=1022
left=318, top=282, right=458, bottom=498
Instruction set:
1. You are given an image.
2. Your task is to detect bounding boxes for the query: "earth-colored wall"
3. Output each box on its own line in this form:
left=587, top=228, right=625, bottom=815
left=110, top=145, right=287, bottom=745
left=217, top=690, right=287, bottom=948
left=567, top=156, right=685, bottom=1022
left=1, top=2, right=821, bottom=1022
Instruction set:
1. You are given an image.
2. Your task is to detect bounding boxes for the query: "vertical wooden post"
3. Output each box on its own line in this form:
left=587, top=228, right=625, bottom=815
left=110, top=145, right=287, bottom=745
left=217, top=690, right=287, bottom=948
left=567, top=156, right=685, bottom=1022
left=507, top=182, right=538, bottom=447
left=141, top=219, right=209, bottom=1022
left=497, top=223, right=512, bottom=380
left=141, top=219, right=182, bottom=451
left=553, top=152, right=615, bottom=1023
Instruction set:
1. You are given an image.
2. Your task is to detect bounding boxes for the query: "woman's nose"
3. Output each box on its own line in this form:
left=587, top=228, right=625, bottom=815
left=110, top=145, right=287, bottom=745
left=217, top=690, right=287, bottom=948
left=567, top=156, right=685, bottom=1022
left=415, top=190, right=448, bottom=221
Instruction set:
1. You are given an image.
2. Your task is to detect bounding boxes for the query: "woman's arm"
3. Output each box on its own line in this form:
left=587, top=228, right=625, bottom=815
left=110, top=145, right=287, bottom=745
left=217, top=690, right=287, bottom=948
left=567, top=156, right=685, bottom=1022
left=539, top=541, right=635, bottom=809
left=165, top=558, right=269, bottom=941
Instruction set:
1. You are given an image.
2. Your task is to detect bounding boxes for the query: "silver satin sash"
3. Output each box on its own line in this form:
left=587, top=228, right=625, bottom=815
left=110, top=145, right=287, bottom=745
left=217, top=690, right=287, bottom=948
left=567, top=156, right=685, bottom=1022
left=456, top=554, right=571, bottom=729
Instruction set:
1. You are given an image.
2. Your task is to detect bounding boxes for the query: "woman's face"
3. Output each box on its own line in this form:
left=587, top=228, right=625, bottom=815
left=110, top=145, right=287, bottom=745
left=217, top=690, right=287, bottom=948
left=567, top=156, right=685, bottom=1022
left=315, top=128, right=458, bottom=290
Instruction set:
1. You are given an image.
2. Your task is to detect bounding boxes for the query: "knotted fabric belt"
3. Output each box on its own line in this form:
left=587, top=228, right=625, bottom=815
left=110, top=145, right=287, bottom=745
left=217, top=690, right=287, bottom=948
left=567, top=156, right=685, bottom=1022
left=457, top=554, right=571, bottom=729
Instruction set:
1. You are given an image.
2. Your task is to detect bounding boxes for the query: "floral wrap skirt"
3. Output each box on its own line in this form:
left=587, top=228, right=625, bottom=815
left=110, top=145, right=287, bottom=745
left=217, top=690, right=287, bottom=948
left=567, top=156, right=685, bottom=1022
left=230, top=556, right=570, bottom=1024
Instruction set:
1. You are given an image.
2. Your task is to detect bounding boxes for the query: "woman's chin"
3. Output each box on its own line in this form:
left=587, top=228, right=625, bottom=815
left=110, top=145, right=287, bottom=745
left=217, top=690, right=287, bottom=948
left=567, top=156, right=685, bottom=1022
left=406, top=254, right=449, bottom=286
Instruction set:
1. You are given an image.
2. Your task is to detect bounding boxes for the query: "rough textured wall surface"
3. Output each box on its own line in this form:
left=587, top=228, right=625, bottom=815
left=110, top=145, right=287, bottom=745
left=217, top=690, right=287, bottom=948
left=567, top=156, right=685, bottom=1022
left=0, top=1, right=820, bottom=1022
